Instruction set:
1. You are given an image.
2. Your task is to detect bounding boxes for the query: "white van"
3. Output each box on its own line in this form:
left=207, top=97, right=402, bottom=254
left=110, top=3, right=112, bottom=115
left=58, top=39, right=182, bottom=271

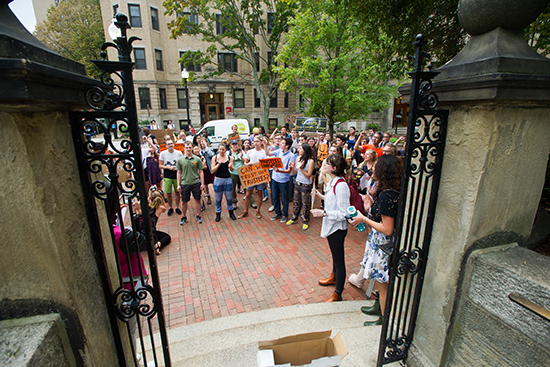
left=188, top=119, right=250, bottom=150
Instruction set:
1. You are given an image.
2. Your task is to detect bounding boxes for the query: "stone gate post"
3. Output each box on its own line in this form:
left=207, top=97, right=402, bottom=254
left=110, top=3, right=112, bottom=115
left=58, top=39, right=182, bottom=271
left=404, top=1, right=550, bottom=366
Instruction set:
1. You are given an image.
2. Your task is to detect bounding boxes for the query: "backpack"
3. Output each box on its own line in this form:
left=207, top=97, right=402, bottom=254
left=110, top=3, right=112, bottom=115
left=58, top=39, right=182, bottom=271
left=333, top=178, right=366, bottom=215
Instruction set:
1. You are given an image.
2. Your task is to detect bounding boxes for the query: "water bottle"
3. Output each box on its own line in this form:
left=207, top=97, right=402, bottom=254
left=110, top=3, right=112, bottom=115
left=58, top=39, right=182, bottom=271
left=347, top=206, right=366, bottom=232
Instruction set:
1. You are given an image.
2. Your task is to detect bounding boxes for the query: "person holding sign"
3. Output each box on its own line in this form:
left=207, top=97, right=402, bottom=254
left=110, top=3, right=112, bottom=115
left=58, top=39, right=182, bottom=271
left=238, top=136, right=267, bottom=219
left=263, top=136, right=295, bottom=223
left=211, top=143, right=236, bottom=222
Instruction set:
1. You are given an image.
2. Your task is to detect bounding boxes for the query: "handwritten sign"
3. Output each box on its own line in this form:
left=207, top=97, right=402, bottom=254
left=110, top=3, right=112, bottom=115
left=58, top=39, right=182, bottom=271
left=238, top=163, right=270, bottom=189
left=227, top=132, right=240, bottom=142
left=259, top=157, right=283, bottom=169
left=159, top=143, right=185, bottom=153
left=317, top=143, right=328, bottom=167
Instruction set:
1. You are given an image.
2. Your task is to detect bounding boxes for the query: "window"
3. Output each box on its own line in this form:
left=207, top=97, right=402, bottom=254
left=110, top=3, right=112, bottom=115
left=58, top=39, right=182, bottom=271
left=254, top=52, right=260, bottom=72
left=151, top=7, right=159, bottom=31
left=177, top=89, right=188, bottom=109
left=138, top=88, right=150, bottom=110
left=113, top=4, right=119, bottom=17
left=155, top=49, right=163, bottom=71
left=284, top=92, right=289, bottom=108
left=254, top=118, right=261, bottom=127
left=133, top=48, right=146, bottom=69
left=234, top=89, right=245, bottom=108
left=267, top=13, right=275, bottom=34
left=254, top=89, right=260, bottom=108
left=218, top=53, right=237, bottom=73
left=159, top=88, right=167, bottom=109
left=180, top=12, right=198, bottom=33
left=179, top=51, right=201, bottom=72
left=216, top=14, right=232, bottom=34
left=269, top=118, right=278, bottom=131
left=270, top=90, right=278, bottom=108
left=128, top=4, right=142, bottom=28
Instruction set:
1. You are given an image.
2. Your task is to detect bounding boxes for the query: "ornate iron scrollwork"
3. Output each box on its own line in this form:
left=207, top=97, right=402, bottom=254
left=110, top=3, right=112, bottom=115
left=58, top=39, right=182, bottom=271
left=377, top=34, right=449, bottom=366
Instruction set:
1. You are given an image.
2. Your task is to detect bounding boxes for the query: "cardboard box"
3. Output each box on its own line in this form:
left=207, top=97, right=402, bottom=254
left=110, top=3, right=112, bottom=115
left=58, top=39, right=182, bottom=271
left=257, top=331, right=348, bottom=367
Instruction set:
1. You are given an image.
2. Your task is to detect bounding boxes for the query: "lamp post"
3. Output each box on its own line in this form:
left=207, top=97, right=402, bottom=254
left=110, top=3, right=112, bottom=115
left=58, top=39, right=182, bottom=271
left=181, top=68, right=191, bottom=130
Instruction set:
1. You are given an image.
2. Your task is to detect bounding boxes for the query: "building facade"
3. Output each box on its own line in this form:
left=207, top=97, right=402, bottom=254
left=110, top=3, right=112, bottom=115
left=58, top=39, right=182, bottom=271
left=102, top=0, right=301, bottom=131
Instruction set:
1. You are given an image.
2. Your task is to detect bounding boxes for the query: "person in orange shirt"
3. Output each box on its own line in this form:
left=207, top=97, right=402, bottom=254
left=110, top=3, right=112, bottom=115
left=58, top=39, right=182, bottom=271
left=355, top=131, right=383, bottom=157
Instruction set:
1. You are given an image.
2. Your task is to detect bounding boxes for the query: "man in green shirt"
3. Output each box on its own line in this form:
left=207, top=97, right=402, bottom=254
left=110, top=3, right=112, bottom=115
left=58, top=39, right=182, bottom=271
left=177, top=141, right=205, bottom=225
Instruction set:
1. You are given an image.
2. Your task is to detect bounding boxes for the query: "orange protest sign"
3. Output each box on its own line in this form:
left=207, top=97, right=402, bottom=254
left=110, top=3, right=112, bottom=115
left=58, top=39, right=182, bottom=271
left=259, top=157, right=283, bottom=169
left=159, top=143, right=185, bottom=153
left=317, top=143, right=328, bottom=167
left=238, top=163, right=270, bottom=189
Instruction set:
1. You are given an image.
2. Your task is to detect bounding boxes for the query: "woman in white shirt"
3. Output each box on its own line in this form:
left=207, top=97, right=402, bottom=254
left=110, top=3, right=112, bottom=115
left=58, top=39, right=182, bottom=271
left=311, top=154, right=350, bottom=302
left=287, top=144, right=315, bottom=230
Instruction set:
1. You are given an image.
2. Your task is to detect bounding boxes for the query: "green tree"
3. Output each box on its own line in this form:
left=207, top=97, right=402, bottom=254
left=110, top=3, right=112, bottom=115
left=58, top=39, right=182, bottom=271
left=340, top=0, right=466, bottom=73
left=33, top=0, right=105, bottom=78
left=164, top=0, right=297, bottom=128
left=275, top=0, right=399, bottom=135
left=526, top=3, right=550, bottom=57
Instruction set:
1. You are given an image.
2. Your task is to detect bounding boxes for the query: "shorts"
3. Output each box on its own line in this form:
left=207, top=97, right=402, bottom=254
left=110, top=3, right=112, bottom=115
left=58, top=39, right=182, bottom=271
left=180, top=182, right=201, bottom=202
left=164, top=178, right=178, bottom=194
left=246, top=183, right=265, bottom=191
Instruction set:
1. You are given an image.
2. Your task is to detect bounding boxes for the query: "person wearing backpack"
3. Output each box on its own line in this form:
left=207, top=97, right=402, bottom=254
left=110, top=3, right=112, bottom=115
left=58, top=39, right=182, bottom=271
left=311, top=153, right=350, bottom=302
left=348, top=154, right=402, bottom=326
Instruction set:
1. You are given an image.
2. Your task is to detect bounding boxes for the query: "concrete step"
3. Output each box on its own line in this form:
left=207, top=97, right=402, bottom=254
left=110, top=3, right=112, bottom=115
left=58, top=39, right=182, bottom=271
left=145, top=301, right=391, bottom=367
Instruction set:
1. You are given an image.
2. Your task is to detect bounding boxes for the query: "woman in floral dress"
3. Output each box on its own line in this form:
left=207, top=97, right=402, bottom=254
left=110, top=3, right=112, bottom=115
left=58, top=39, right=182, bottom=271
left=349, top=154, right=402, bottom=326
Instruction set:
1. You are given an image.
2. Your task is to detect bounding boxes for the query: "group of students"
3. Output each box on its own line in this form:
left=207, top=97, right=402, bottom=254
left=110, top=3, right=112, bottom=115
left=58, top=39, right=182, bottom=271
left=144, top=124, right=404, bottom=326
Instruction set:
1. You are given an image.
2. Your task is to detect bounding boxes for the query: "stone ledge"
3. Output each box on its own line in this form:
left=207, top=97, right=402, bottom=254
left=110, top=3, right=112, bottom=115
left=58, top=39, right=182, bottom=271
left=0, top=314, right=75, bottom=367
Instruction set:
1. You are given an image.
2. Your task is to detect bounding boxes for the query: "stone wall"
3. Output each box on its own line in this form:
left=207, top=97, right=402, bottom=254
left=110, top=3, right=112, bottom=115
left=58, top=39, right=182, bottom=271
left=0, top=110, right=118, bottom=366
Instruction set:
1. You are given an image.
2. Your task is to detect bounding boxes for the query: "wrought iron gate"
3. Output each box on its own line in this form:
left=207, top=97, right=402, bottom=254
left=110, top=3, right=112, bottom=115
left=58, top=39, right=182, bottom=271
left=69, top=14, right=171, bottom=367
left=377, top=34, right=449, bottom=366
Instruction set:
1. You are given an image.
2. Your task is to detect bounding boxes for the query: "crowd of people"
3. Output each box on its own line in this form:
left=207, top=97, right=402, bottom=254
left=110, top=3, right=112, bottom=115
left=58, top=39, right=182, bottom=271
left=139, top=123, right=404, bottom=324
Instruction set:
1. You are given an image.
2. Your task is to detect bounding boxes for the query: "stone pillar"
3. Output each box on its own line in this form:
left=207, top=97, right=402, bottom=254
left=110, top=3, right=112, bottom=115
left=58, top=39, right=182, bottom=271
left=405, top=0, right=550, bottom=365
left=0, top=1, right=119, bottom=365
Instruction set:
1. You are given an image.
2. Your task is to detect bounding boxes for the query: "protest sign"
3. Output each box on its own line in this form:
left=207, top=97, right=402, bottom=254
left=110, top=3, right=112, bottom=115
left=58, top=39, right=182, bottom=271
left=259, top=157, right=283, bottom=169
left=238, top=163, right=270, bottom=189
left=317, top=143, right=328, bottom=167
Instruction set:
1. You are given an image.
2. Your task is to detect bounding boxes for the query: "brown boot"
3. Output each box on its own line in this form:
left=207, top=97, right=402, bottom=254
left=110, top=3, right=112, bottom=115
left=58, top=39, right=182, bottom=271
left=324, top=292, right=342, bottom=302
left=318, top=273, right=336, bottom=286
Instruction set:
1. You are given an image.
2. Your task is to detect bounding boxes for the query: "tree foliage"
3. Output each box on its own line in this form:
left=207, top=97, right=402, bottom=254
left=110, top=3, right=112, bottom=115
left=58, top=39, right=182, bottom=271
left=526, top=3, right=550, bottom=57
left=340, top=0, right=466, bottom=73
left=33, top=0, right=105, bottom=78
left=275, top=0, right=399, bottom=134
left=163, top=0, right=297, bottom=126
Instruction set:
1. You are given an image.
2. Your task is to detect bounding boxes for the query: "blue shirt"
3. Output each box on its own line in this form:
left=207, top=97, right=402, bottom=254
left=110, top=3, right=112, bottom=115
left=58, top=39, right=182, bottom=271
left=271, top=149, right=295, bottom=183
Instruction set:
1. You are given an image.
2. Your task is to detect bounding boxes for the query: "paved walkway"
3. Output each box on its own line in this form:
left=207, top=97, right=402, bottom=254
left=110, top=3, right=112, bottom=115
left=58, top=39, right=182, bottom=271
left=145, top=194, right=369, bottom=332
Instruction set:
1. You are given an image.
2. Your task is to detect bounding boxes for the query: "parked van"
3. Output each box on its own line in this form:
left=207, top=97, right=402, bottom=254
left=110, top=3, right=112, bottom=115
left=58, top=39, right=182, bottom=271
left=188, top=119, right=250, bottom=150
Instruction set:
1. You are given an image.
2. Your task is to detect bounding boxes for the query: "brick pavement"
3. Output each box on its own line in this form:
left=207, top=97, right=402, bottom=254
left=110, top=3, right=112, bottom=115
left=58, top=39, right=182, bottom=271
left=144, top=196, right=369, bottom=331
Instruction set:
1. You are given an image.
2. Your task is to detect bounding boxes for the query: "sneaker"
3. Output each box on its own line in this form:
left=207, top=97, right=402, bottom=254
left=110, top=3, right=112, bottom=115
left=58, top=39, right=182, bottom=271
left=251, top=203, right=257, bottom=209
left=167, top=208, right=174, bottom=216
left=263, top=196, right=268, bottom=202
left=270, top=215, right=281, bottom=221
left=302, top=223, right=309, bottom=230
left=175, top=208, right=182, bottom=215
left=280, top=216, right=288, bottom=223
left=286, top=219, right=296, bottom=226
left=207, top=196, right=212, bottom=205
left=179, top=216, right=187, bottom=225
left=196, top=215, right=202, bottom=224
left=268, top=205, right=275, bottom=212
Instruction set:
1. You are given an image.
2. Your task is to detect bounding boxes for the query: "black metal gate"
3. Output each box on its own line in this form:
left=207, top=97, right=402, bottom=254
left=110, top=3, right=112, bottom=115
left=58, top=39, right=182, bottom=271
left=69, top=14, right=171, bottom=367
left=377, top=34, right=449, bottom=365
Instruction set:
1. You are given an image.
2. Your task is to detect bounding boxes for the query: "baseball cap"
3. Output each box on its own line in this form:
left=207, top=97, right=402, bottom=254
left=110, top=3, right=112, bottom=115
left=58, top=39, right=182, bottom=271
left=230, top=139, right=239, bottom=144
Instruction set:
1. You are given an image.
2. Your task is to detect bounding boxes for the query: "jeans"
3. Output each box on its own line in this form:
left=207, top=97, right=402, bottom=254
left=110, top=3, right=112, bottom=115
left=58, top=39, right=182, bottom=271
left=271, top=180, right=289, bottom=217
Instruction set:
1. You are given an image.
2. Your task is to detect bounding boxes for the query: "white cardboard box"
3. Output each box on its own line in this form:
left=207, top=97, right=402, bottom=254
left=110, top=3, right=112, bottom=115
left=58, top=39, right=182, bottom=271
left=257, top=330, right=348, bottom=367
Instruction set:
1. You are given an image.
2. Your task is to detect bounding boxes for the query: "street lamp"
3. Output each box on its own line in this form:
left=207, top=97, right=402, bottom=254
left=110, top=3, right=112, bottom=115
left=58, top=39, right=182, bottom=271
left=181, top=68, right=191, bottom=131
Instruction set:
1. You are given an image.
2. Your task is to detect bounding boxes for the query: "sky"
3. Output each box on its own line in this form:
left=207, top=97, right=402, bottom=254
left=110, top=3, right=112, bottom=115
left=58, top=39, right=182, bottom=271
left=9, top=0, right=37, bottom=33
